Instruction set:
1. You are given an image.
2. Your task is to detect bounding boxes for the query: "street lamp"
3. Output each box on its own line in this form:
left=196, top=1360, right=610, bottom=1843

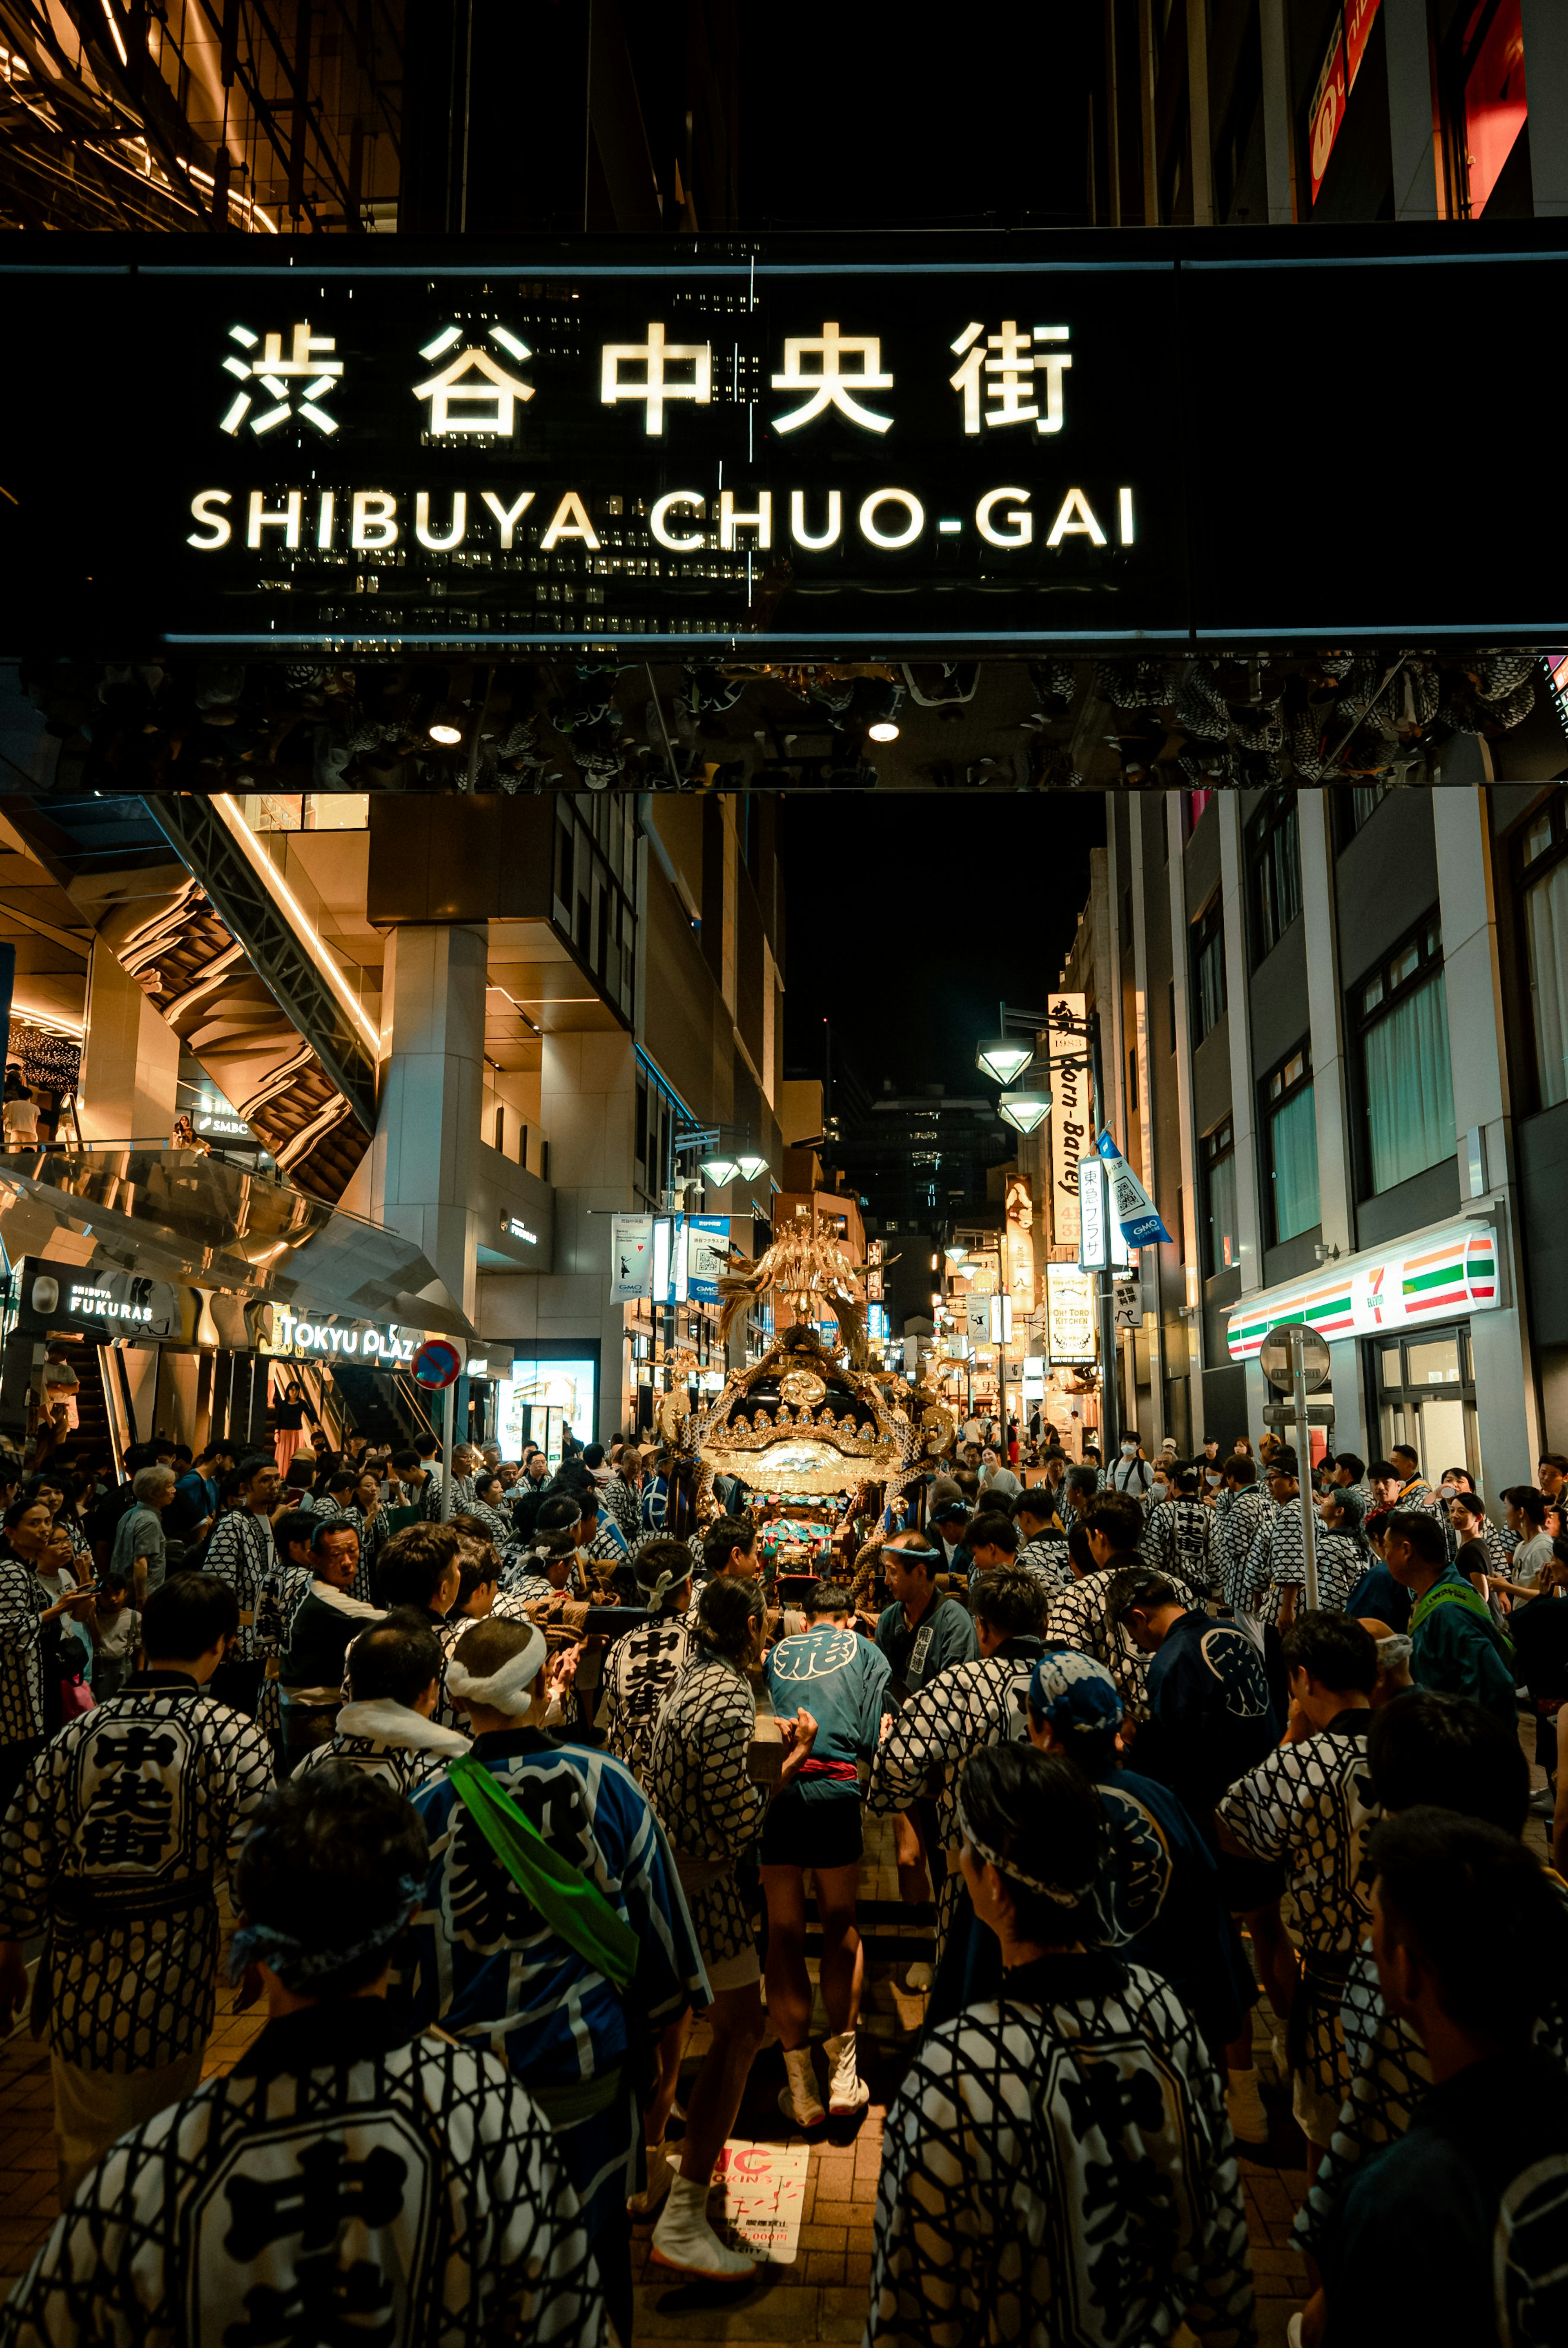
left=699, top=1153, right=740, bottom=1185
left=998, top=1088, right=1051, bottom=1135
left=976, top=1037, right=1034, bottom=1084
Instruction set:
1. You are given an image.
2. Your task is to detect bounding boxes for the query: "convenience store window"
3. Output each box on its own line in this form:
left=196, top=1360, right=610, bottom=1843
left=1372, top=1325, right=1479, bottom=1488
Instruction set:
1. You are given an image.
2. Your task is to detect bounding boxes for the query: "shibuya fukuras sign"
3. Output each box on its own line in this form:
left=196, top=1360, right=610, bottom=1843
left=0, top=227, right=1560, bottom=653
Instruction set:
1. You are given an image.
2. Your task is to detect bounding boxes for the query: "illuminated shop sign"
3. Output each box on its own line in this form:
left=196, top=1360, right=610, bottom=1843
left=1226, top=1223, right=1499, bottom=1363
left=265, top=1306, right=419, bottom=1362
left=502, top=1215, right=539, bottom=1245
left=4, top=230, right=1561, bottom=654
left=22, top=1260, right=181, bottom=1338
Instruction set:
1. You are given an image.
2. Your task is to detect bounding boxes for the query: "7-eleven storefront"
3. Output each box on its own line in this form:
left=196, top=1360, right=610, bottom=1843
left=1225, top=1221, right=1506, bottom=1488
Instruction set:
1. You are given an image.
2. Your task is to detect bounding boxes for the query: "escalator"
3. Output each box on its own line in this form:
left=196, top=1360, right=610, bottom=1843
left=0, top=793, right=376, bottom=1203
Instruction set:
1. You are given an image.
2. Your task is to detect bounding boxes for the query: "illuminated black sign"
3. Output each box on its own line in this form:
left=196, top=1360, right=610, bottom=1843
left=0, top=226, right=1560, bottom=655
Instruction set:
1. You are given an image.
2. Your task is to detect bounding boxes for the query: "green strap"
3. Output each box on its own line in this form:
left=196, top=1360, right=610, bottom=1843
left=447, top=1753, right=639, bottom=1992
left=1411, top=1578, right=1515, bottom=1661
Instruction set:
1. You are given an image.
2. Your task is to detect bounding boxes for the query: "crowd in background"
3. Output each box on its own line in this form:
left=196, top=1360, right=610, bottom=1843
left=1, top=1385, right=1566, bottom=2346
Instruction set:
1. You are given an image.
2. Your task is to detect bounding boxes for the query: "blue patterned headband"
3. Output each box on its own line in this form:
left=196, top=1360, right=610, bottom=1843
left=227, top=1872, right=425, bottom=1989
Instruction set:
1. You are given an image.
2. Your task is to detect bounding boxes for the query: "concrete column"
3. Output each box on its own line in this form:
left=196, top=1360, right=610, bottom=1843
left=1217, top=798, right=1272, bottom=1453
left=1166, top=794, right=1204, bottom=1440
left=1432, top=777, right=1539, bottom=1495
left=1217, top=797, right=1263, bottom=1293
left=1298, top=792, right=1354, bottom=1260
left=1385, top=0, right=1442, bottom=220
left=1258, top=0, right=1295, bottom=225
left=1127, top=805, right=1164, bottom=1445
left=372, top=923, right=487, bottom=1320
left=1522, top=1, right=1568, bottom=215
left=78, top=941, right=179, bottom=1145
left=1298, top=791, right=1366, bottom=1460
left=539, top=1031, right=639, bottom=1443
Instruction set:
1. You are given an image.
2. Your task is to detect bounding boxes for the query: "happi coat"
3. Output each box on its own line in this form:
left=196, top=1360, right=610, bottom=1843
left=0, top=1672, right=273, bottom=2070
left=0, top=2001, right=604, bottom=2348
left=867, top=1950, right=1256, bottom=2348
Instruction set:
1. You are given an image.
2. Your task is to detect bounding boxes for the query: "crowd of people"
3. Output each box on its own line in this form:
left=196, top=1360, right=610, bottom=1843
left=1, top=1399, right=1566, bottom=2346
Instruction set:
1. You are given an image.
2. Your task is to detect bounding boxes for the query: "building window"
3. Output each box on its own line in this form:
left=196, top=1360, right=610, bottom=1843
left=1262, top=1045, right=1319, bottom=1244
left=1127, top=1048, right=1139, bottom=1114
left=1339, top=782, right=1390, bottom=845
left=1354, top=915, right=1455, bottom=1195
left=1203, top=1117, right=1238, bottom=1276
left=1516, top=789, right=1568, bottom=1110
left=1192, top=896, right=1226, bottom=1041
left=1247, top=788, right=1302, bottom=963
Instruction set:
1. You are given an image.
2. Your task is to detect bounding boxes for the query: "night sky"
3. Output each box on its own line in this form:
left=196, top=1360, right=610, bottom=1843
left=778, top=789, right=1105, bottom=1096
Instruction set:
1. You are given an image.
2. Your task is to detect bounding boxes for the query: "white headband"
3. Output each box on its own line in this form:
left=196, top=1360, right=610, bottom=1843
left=444, top=1625, right=548, bottom=1714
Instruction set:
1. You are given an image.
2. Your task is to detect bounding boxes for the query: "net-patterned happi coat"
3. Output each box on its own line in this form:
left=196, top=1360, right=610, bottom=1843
left=1046, top=1572, right=1156, bottom=1722
left=406, top=1728, right=704, bottom=2232
left=0, top=1551, right=50, bottom=1749
left=0, top=2001, right=604, bottom=2348
left=867, top=1951, right=1256, bottom=2348
left=1214, top=1487, right=1271, bottom=1616
left=1016, top=1535, right=1075, bottom=1599
left=1139, top=1499, right=1217, bottom=1596
left=340, top=1503, right=389, bottom=1602
left=599, top=1613, right=697, bottom=1782
left=0, top=1675, right=274, bottom=2070
left=1241, top=1505, right=1364, bottom=1625
left=292, top=1699, right=470, bottom=1797
left=203, top=1509, right=278, bottom=1663
left=866, top=1641, right=1043, bottom=1960
left=1217, top=1715, right=1374, bottom=2114
left=646, top=1653, right=764, bottom=1972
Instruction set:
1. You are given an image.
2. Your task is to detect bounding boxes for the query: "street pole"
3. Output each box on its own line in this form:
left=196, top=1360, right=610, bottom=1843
left=440, top=1380, right=456, bottom=1525
left=1288, top=1325, right=1319, bottom=1610
left=1085, top=1006, right=1120, bottom=1458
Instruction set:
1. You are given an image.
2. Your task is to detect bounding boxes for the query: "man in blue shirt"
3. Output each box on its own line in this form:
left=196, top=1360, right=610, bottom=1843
left=764, top=1582, right=893, bottom=2127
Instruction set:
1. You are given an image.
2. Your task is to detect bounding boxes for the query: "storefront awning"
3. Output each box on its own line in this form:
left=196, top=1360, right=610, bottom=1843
left=1225, top=1217, right=1499, bottom=1365
left=0, top=1145, right=483, bottom=1347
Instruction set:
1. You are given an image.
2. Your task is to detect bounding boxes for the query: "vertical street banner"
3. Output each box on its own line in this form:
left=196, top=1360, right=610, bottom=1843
left=1096, top=1128, right=1173, bottom=1248
left=610, top=1213, right=653, bottom=1301
left=1046, top=1264, right=1096, bottom=1362
left=686, top=1216, right=731, bottom=1302
left=1046, top=992, right=1087, bottom=1249
left=1004, top=1173, right=1037, bottom=1312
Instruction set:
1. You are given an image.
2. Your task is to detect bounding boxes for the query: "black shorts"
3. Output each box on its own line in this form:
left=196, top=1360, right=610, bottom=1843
left=1214, top=1848, right=1287, bottom=1913
left=759, top=1787, right=863, bottom=1871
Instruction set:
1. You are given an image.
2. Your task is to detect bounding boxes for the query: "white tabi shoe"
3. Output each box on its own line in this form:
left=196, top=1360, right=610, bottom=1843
left=650, top=2174, right=761, bottom=2279
left=777, top=2043, right=826, bottom=2129
left=825, top=2028, right=869, bottom=2115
